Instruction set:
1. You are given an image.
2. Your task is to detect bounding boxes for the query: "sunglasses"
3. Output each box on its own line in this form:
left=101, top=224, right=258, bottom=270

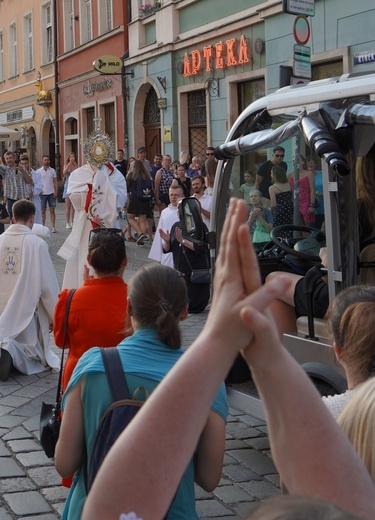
left=274, top=154, right=285, bottom=158
left=89, top=227, right=124, bottom=244
left=206, top=152, right=214, bottom=156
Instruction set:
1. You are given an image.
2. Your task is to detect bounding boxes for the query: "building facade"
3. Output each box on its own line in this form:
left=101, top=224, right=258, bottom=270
left=56, top=0, right=129, bottom=172
left=123, top=0, right=375, bottom=162
left=0, top=0, right=56, bottom=169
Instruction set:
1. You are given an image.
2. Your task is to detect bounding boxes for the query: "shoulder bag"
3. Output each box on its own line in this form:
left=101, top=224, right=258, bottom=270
left=40, top=289, right=76, bottom=458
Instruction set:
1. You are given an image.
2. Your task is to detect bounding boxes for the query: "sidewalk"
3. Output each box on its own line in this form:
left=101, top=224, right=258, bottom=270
left=0, top=202, right=280, bottom=519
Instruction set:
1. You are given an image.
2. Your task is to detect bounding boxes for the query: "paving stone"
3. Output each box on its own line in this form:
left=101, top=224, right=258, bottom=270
left=0, top=457, right=25, bottom=477
left=228, top=407, right=245, bottom=416
left=20, top=415, right=40, bottom=432
left=222, top=452, right=239, bottom=466
left=25, top=514, right=60, bottom=520
left=0, top=396, right=30, bottom=408
left=9, top=374, right=40, bottom=386
left=7, top=439, right=42, bottom=453
left=227, top=449, right=277, bottom=475
left=3, top=490, right=51, bottom=515
left=0, top=507, right=13, bottom=520
left=0, top=477, right=37, bottom=493
left=15, top=450, right=53, bottom=467
left=225, top=439, right=248, bottom=450
left=13, top=385, right=50, bottom=399
left=9, top=402, right=41, bottom=418
left=237, top=415, right=266, bottom=427
left=218, top=477, right=232, bottom=486
left=52, top=501, right=65, bottom=516
left=0, top=441, right=10, bottom=457
left=196, top=498, right=234, bottom=517
left=0, top=406, right=13, bottom=418
left=213, top=484, right=254, bottom=503
left=0, top=385, right=21, bottom=397
left=29, top=466, right=61, bottom=487
left=195, top=485, right=212, bottom=499
left=239, top=479, right=281, bottom=499
left=244, top=437, right=270, bottom=450
left=0, top=415, right=25, bottom=429
left=226, top=422, right=261, bottom=440
left=2, top=426, right=33, bottom=441
left=222, top=464, right=262, bottom=483
left=234, top=501, right=259, bottom=518
left=265, top=473, right=281, bottom=487
left=42, top=485, right=69, bottom=503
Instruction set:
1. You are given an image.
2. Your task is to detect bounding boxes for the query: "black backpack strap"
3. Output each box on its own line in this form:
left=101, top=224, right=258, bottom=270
left=100, top=348, right=131, bottom=401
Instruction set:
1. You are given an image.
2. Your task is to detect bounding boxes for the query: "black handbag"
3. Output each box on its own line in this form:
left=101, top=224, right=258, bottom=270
left=190, top=268, right=211, bottom=284
left=181, top=242, right=211, bottom=285
left=40, top=289, right=76, bottom=458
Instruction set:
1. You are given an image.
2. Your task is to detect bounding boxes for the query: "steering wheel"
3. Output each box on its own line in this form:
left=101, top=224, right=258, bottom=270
left=270, top=225, right=325, bottom=262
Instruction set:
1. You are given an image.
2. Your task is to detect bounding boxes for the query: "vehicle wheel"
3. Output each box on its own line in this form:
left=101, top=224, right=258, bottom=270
left=310, top=377, right=339, bottom=397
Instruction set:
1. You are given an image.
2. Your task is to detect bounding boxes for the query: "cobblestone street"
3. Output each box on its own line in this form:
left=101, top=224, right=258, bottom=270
left=0, top=202, right=280, bottom=519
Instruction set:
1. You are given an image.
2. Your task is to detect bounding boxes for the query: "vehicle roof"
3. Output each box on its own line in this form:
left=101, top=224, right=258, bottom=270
left=227, top=72, right=375, bottom=142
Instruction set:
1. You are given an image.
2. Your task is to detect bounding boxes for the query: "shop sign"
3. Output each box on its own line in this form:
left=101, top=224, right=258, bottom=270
left=182, top=35, right=250, bottom=77
left=93, top=55, right=122, bottom=74
left=83, top=78, right=112, bottom=97
left=354, top=51, right=375, bottom=65
left=283, top=0, right=315, bottom=17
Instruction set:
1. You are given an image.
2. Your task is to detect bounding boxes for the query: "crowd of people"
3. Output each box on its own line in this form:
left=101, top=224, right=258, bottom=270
left=1, top=140, right=375, bottom=519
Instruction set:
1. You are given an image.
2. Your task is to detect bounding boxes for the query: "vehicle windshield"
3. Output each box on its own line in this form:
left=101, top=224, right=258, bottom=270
left=212, top=83, right=375, bottom=304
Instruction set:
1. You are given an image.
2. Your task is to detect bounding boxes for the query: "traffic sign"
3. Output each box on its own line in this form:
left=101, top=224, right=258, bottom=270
left=283, top=0, right=315, bottom=17
left=294, top=44, right=311, bottom=62
left=293, top=15, right=310, bottom=45
left=291, top=77, right=310, bottom=86
left=293, top=60, right=312, bottom=79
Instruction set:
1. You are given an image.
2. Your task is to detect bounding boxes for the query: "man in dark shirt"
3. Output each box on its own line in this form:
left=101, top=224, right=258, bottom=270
left=113, top=149, right=128, bottom=179
left=255, top=146, right=287, bottom=199
left=0, top=202, right=10, bottom=234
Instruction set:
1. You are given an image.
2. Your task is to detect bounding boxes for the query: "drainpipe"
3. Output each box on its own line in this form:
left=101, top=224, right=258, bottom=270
left=53, top=0, right=61, bottom=179
left=121, top=50, right=129, bottom=160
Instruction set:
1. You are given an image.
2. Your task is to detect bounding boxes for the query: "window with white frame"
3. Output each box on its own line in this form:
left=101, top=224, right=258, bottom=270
left=98, top=0, right=112, bottom=34
left=81, top=0, right=92, bottom=43
left=64, top=0, right=75, bottom=51
left=42, top=3, right=53, bottom=64
left=9, top=23, right=18, bottom=77
left=0, top=32, right=4, bottom=82
left=23, top=14, right=34, bottom=71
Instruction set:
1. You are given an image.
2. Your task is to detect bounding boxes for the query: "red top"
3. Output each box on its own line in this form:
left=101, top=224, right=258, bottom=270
left=53, top=276, right=128, bottom=393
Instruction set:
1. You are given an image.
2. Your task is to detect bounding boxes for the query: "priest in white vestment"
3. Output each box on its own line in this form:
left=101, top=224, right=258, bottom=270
left=148, top=184, right=184, bottom=267
left=0, top=199, right=60, bottom=380
left=58, top=126, right=127, bottom=289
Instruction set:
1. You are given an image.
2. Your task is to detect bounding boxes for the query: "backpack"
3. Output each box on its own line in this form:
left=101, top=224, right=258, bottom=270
left=134, top=176, right=152, bottom=200
left=86, top=347, right=148, bottom=492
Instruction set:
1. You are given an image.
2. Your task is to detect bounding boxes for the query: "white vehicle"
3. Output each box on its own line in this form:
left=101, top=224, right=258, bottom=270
left=181, top=71, right=375, bottom=419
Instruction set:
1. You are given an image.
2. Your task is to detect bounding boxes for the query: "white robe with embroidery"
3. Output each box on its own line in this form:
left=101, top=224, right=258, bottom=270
left=57, top=163, right=127, bottom=289
left=148, top=204, right=179, bottom=268
left=0, top=224, right=60, bottom=375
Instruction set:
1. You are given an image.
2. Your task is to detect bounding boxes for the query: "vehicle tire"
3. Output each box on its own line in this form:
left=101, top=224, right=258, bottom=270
left=309, top=377, right=339, bottom=397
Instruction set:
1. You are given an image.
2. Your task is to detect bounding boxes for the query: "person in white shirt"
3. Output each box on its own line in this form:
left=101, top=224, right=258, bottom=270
left=148, top=185, right=183, bottom=267
left=20, top=155, right=43, bottom=224
left=192, top=175, right=212, bottom=228
left=36, top=155, right=58, bottom=232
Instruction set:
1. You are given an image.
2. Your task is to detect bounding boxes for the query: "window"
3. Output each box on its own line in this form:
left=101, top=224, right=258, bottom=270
left=42, top=3, right=53, bottom=64
left=64, top=0, right=75, bottom=51
left=9, top=23, right=18, bottom=77
left=0, top=32, right=4, bottom=82
left=23, top=14, right=34, bottom=71
left=98, top=0, right=112, bottom=34
left=81, top=0, right=92, bottom=43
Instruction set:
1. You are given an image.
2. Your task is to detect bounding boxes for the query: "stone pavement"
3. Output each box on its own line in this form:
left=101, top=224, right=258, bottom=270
left=0, top=202, right=280, bottom=519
